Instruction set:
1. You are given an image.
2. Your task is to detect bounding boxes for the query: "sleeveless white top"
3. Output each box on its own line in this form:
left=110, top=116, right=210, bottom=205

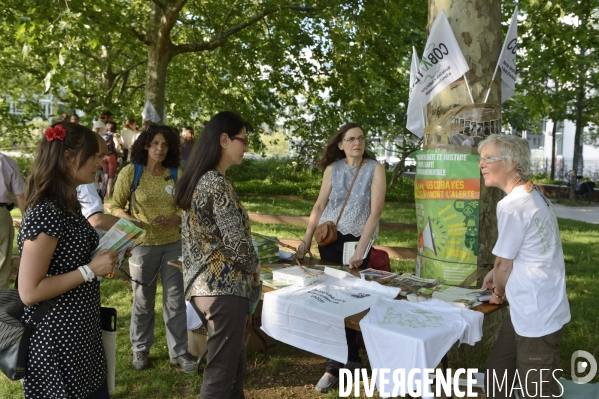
left=318, top=158, right=379, bottom=239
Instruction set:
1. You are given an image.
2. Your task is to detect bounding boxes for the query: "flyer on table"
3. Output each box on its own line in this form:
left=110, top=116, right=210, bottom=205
left=414, top=150, right=480, bottom=285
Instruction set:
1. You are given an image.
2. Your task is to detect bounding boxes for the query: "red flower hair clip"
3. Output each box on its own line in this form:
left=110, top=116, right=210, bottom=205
left=44, top=125, right=67, bottom=142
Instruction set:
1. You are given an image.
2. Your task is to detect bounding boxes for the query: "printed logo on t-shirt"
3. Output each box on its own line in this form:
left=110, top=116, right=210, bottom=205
left=534, top=217, right=562, bottom=255
left=350, top=293, right=371, bottom=299
left=381, top=307, right=446, bottom=328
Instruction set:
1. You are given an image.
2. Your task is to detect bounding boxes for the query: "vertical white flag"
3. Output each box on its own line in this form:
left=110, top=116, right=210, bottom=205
left=406, top=10, right=470, bottom=137
left=500, top=7, right=518, bottom=103
left=407, top=46, right=425, bottom=137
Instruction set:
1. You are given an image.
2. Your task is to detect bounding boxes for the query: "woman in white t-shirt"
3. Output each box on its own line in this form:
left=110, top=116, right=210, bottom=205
left=478, top=134, right=570, bottom=399
left=120, top=118, right=138, bottom=168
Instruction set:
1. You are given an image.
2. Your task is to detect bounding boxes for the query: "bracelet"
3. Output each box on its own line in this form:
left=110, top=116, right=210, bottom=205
left=492, top=286, right=506, bottom=300
left=78, top=265, right=95, bottom=283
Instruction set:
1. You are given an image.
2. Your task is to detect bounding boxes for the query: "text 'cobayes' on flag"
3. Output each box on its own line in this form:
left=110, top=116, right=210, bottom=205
left=406, top=10, right=470, bottom=137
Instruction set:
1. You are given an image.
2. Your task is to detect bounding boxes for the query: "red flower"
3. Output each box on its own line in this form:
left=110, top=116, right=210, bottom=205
left=44, top=125, right=67, bottom=142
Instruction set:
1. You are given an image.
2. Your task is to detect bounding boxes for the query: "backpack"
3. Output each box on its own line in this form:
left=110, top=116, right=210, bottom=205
left=102, top=133, right=115, bottom=154
left=129, top=162, right=178, bottom=214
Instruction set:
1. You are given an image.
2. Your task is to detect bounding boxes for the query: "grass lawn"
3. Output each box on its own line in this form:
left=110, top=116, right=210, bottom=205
left=3, top=204, right=598, bottom=397
left=239, top=195, right=418, bottom=225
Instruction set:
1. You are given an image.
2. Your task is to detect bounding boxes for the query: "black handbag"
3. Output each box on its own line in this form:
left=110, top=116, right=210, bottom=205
left=0, top=288, right=55, bottom=380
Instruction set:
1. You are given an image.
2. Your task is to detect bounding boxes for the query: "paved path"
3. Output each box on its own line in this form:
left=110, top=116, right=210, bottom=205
left=552, top=203, right=599, bottom=224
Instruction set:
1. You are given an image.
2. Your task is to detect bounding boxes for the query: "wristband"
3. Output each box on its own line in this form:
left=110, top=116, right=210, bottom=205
left=492, top=286, right=506, bottom=300
left=78, top=265, right=95, bottom=283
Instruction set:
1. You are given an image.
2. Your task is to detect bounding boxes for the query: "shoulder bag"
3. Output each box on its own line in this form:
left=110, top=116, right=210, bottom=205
left=367, top=247, right=391, bottom=272
left=0, top=286, right=56, bottom=380
left=314, top=160, right=364, bottom=247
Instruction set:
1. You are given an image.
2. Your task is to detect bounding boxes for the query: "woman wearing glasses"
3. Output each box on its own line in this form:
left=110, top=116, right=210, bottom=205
left=478, top=135, right=570, bottom=399
left=175, top=111, right=260, bottom=399
left=296, top=122, right=386, bottom=393
left=18, top=122, right=119, bottom=398
left=109, top=125, right=195, bottom=372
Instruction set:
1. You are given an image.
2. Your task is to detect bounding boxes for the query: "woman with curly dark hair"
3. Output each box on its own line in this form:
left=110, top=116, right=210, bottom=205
left=109, top=125, right=195, bottom=372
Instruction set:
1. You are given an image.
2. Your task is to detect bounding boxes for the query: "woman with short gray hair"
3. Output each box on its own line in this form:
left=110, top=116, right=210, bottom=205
left=479, top=134, right=570, bottom=398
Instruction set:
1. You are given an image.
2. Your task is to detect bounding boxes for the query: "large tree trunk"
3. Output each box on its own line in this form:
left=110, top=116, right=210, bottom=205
left=146, top=42, right=172, bottom=122
left=144, top=0, right=187, bottom=121
left=427, top=0, right=503, bottom=268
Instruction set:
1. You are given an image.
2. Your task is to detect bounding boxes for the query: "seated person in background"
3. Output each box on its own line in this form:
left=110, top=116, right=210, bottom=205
left=296, top=122, right=386, bottom=394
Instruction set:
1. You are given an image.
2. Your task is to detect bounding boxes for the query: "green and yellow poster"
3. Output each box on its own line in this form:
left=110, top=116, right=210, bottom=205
left=414, top=150, right=480, bottom=285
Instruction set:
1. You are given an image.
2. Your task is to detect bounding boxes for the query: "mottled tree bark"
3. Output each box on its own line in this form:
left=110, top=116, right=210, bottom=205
left=144, top=0, right=187, bottom=121
left=427, top=0, right=503, bottom=268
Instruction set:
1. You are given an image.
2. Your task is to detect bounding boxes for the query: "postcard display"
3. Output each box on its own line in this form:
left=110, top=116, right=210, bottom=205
left=414, top=103, right=500, bottom=285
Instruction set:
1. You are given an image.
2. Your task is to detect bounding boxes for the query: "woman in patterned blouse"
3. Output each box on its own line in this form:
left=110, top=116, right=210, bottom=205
left=175, top=111, right=261, bottom=399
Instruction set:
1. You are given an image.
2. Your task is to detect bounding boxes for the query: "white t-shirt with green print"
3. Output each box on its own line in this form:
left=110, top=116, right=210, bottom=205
left=493, top=185, right=570, bottom=337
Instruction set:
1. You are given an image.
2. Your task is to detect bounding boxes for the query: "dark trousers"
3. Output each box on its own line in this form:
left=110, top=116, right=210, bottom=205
left=318, top=232, right=371, bottom=377
left=84, top=382, right=109, bottom=399
left=317, top=232, right=372, bottom=268
left=121, top=149, right=129, bottom=169
left=486, top=311, right=563, bottom=399
left=193, top=296, right=249, bottom=399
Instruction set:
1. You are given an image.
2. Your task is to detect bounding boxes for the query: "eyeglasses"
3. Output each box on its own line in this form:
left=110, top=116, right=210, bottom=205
left=232, top=136, right=248, bottom=146
left=478, top=155, right=506, bottom=164
left=342, top=136, right=366, bottom=143
left=114, top=244, right=162, bottom=287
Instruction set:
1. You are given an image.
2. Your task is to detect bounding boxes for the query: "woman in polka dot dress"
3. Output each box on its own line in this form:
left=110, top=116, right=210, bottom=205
left=17, top=122, right=119, bottom=399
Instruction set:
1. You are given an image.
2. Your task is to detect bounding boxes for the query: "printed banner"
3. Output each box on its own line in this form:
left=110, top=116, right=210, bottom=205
left=406, top=10, right=470, bottom=137
left=414, top=150, right=480, bottom=285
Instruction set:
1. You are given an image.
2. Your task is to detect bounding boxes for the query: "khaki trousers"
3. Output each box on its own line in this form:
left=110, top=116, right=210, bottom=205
left=0, top=208, right=14, bottom=290
left=486, top=311, right=563, bottom=399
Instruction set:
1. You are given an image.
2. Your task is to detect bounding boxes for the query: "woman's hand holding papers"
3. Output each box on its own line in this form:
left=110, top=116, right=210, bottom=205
left=89, top=249, right=119, bottom=277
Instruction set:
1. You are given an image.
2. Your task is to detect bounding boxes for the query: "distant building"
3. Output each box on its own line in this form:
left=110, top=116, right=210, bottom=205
left=7, top=94, right=64, bottom=121
left=371, top=135, right=417, bottom=170
left=521, top=119, right=599, bottom=180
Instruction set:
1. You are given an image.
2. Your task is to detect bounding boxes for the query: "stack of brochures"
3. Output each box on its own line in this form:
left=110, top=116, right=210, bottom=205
left=384, top=274, right=440, bottom=295
left=272, top=266, right=326, bottom=287
left=92, top=218, right=144, bottom=257
left=359, top=268, right=397, bottom=281
left=252, top=236, right=279, bottom=264
left=262, top=279, right=293, bottom=289
left=417, top=284, right=484, bottom=308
